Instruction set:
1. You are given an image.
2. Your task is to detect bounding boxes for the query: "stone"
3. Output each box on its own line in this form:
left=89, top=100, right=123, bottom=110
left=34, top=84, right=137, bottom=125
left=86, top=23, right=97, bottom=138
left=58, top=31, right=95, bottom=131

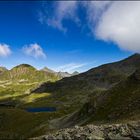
left=37, top=121, right=140, bottom=140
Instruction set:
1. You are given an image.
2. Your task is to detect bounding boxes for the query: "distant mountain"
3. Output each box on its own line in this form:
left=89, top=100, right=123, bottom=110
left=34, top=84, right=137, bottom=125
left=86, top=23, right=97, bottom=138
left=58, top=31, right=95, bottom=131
left=0, top=64, right=60, bottom=82
left=57, top=71, right=71, bottom=78
left=41, top=67, right=56, bottom=74
left=0, top=67, right=7, bottom=73
left=0, top=64, right=79, bottom=83
left=57, top=71, right=79, bottom=78
left=41, top=67, right=78, bottom=78
left=72, top=71, right=79, bottom=76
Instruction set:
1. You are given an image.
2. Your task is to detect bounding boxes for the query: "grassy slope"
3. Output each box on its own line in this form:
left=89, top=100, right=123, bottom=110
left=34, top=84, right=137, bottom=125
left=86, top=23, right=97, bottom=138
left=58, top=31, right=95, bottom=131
left=0, top=108, right=64, bottom=139
left=29, top=54, right=140, bottom=116
left=0, top=64, right=61, bottom=139
left=0, top=64, right=60, bottom=103
left=58, top=69, right=140, bottom=128
left=90, top=69, right=140, bottom=122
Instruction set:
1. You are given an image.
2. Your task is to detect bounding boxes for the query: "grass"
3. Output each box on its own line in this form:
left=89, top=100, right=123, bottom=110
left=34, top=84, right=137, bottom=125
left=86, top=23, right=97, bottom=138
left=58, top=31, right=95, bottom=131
left=0, top=79, right=61, bottom=139
left=0, top=65, right=62, bottom=139
left=0, top=108, right=62, bottom=139
left=0, top=65, right=65, bottom=139
left=0, top=64, right=60, bottom=82
left=21, top=93, right=51, bottom=103
left=45, top=72, right=140, bottom=129
left=86, top=74, right=140, bottom=123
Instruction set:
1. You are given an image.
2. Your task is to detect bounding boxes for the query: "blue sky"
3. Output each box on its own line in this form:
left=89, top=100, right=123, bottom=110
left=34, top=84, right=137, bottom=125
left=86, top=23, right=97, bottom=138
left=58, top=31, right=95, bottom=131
left=0, top=1, right=138, bottom=73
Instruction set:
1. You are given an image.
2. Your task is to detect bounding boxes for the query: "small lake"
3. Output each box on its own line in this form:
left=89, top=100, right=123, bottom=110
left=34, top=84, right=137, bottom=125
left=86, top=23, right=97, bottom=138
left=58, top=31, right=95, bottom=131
left=25, top=107, right=56, bottom=112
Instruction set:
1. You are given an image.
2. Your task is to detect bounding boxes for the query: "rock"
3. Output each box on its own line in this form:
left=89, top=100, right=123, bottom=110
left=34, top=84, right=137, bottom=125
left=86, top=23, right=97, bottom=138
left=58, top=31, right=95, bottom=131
left=36, top=121, right=140, bottom=140
left=74, top=125, right=79, bottom=129
left=44, top=135, right=56, bottom=140
left=74, top=134, right=81, bottom=140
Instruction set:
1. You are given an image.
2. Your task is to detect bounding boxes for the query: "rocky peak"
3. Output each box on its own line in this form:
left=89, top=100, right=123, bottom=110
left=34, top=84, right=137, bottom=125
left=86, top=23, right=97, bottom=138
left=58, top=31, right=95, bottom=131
left=41, top=67, right=56, bottom=73
left=72, top=71, right=79, bottom=76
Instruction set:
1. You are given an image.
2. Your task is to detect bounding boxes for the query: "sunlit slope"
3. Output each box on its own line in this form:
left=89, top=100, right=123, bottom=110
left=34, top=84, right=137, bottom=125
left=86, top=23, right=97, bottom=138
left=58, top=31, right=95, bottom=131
left=0, top=64, right=60, bottom=107
left=0, top=64, right=61, bottom=139
left=0, top=64, right=60, bottom=82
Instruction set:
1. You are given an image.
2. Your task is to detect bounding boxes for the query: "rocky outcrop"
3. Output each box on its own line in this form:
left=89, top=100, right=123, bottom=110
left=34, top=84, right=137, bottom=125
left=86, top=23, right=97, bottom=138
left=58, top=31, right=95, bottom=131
left=33, top=121, right=140, bottom=140
left=57, top=72, right=72, bottom=78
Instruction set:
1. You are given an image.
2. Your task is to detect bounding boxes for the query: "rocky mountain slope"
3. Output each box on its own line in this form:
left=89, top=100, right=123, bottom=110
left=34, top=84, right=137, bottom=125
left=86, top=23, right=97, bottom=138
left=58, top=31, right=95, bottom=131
left=53, top=68, right=140, bottom=128
left=35, top=121, right=140, bottom=140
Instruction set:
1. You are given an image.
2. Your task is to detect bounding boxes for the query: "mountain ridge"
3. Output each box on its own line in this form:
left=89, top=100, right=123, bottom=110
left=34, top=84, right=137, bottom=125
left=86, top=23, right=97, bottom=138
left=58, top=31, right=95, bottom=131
left=0, top=64, right=60, bottom=82
left=30, top=53, right=140, bottom=129
left=33, top=53, right=140, bottom=93
left=0, top=53, right=140, bottom=139
left=54, top=68, right=140, bottom=128
left=0, top=64, right=79, bottom=80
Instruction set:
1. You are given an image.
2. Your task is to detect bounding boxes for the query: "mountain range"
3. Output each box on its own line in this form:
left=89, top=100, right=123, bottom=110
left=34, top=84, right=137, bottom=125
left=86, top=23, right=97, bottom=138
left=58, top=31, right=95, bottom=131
left=42, top=67, right=79, bottom=78
left=32, top=53, right=140, bottom=129
left=0, top=64, right=79, bottom=81
left=0, top=53, right=140, bottom=139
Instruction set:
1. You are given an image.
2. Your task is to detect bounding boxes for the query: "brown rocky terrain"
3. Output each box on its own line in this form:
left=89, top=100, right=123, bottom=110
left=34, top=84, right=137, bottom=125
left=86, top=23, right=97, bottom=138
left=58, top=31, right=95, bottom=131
left=33, top=121, right=140, bottom=140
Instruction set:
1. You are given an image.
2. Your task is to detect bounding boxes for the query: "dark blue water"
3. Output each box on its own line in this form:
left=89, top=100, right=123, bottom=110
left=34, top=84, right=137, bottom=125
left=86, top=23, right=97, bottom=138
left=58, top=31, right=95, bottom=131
left=25, top=107, right=56, bottom=112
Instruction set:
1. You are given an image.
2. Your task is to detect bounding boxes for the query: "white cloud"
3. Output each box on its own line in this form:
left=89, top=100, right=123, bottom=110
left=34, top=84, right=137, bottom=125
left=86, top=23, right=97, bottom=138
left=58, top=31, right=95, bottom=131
left=23, top=43, right=46, bottom=59
left=40, top=1, right=140, bottom=53
left=83, top=1, right=112, bottom=33
left=56, top=63, right=87, bottom=73
left=83, top=1, right=111, bottom=22
left=39, top=1, right=79, bottom=32
left=95, top=1, right=140, bottom=52
left=39, top=1, right=111, bottom=33
left=0, top=43, right=11, bottom=57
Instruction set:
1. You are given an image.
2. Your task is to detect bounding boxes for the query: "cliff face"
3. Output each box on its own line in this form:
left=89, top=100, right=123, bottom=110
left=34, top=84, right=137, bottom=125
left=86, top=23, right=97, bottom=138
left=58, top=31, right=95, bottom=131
left=34, top=121, right=140, bottom=140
